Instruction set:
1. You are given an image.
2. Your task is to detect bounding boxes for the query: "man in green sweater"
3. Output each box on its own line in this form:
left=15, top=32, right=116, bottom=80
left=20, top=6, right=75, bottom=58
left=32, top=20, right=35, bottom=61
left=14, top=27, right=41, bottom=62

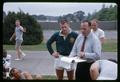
left=46, top=19, right=78, bottom=80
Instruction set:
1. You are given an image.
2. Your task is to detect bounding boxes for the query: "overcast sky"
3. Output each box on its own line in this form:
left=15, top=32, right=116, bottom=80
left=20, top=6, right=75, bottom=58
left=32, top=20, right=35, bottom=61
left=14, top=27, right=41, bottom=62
left=3, top=2, right=117, bottom=16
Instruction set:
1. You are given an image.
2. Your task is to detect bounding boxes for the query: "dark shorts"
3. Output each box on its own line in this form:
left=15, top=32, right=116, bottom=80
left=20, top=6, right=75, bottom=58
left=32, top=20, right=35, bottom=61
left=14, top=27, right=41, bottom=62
left=75, top=62, right=93, bottom=80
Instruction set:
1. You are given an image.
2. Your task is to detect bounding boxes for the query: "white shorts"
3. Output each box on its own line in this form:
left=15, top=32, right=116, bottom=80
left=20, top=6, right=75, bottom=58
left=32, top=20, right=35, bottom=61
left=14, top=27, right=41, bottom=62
left=54, top=55, right=75, bottom=71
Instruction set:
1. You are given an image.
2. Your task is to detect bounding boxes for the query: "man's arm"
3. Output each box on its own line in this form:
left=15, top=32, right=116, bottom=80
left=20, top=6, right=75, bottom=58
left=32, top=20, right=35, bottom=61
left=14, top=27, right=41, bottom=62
left=100, top=37, right=105, bottom=44
left=100, top=30, right=105, bottom=44
left=46, top=33, right=60, bottom=58
left=23, top=72, right=33, bottom=80
left=90, top=61, right=100, bottom=80
left=20, top=26, right=26, bottom=32
left=10, top=32, right=16, bottom=41
left=46, top=33, right=57, bottom=55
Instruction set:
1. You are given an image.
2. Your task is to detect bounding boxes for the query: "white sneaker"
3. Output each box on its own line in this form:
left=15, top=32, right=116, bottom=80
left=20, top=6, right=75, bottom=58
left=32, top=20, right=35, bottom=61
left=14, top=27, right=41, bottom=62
left=22, top=52, right=26, bottom=57
left=14, top=58, right=21, bottom=60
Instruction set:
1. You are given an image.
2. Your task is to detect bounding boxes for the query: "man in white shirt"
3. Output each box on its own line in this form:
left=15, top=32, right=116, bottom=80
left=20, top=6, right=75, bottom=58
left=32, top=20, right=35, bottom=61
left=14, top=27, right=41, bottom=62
left=91, top=19, right=105, bottom=44
left=69, top=20, right=101, bottom=80
left=90, top=59, right=117, bottom=80
left=10, top=20, right=26, bottom=60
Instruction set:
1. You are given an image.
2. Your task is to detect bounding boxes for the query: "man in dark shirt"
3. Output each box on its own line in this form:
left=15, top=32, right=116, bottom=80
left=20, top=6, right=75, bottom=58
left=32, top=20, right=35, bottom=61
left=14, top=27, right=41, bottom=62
left=46, top=19, right=78, bottom=80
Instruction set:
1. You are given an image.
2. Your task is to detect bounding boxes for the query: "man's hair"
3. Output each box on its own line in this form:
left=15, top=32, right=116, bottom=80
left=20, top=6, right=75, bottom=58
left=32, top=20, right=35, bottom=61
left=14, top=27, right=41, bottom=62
left=108, top=58, right=117, bottom=63
left=91, top=19, right=99, bottom=23
left=9, top=68, right=16, bottom=77
left=16, top=19, right=20, bottom=22
left=9, top=68, right=22, bottom=77
left=81, top=20, right=91, bottom=26
left=60, top=19, right=69, bottom=24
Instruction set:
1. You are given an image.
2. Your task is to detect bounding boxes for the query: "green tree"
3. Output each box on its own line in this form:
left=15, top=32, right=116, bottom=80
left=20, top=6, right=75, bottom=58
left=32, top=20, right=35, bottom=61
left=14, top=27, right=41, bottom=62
left=3, top=11, right=43, bottom=45
left=86, top=4, right=117, bottom=21
left=74, top=11, right=85, bottom=22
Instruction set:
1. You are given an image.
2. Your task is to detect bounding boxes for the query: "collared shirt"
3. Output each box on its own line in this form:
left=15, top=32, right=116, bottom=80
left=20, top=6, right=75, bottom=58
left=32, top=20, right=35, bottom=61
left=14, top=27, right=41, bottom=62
left=91, top=28, right=105, bottom=39
left=15, top=26, right=24, bottom=41
left=59, top=28, right=72, bottom=39
left=46, top=28, right=78, bottom=56
left=69, top=31, right=101, bottom=63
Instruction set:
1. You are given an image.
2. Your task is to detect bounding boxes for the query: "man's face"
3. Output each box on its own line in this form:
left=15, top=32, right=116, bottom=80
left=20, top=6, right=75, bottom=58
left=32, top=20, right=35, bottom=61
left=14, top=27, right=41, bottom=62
left=15, top=21, right=20, bottom=27
left=80, top=22, right=91, bottom=36
left=60, top=22, right=69, bottom=34
left=91, top=21, right=98, bottom=29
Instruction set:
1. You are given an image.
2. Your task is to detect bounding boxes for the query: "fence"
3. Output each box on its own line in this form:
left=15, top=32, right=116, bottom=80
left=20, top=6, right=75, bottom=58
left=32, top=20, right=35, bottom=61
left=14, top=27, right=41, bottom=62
left=38, top=21, right=117, bottom=30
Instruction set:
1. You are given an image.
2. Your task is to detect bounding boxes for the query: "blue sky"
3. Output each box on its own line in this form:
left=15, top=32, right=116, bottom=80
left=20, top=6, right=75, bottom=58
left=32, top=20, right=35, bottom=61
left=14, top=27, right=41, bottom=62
left=3, top=2, right=117, bottom=16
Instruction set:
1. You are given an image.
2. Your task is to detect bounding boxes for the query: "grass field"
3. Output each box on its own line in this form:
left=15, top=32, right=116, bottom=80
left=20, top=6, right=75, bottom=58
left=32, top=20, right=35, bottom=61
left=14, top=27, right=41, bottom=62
left=3, top=39, right=117, bottom=52
left=32, top=75, right=68, bottom=80
left=102, top=39, right=117, bottom=52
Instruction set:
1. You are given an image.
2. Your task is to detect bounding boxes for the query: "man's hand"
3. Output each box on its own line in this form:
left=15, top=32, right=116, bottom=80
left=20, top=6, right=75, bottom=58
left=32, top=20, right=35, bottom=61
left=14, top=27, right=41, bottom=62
left=9, top=32, right=15, bottom=41
left=20, top=27, right=26, bottom=32
left=23, top=28, right=26, bottom=32
left=52, top=52, right=59, bottom=58
left=79, top=52, right=85, bottom=58
left=9, top=37, right=12, bottom=41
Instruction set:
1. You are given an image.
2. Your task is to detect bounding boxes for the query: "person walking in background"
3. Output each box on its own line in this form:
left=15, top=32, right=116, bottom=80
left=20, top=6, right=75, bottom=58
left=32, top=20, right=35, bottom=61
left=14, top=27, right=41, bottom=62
left=46, top=19, right=78, bottom=80
left=10, top=19, right=26, bottom=60
left=69, top=20, right=101, bottom=80
left=91, top=19, right=105, bottom=44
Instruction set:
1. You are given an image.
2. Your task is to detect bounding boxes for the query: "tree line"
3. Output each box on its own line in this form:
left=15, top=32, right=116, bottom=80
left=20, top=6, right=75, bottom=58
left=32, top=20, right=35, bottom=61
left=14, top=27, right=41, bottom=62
left=86, top=4, right=117, bottom=21
left=30, top=4, right=117, bottom=22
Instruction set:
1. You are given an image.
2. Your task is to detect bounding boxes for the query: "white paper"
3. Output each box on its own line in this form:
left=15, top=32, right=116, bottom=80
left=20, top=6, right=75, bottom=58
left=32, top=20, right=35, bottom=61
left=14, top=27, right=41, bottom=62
left=56, top=56, right=86, bottom=70
left=60, top=56, right=86, bottom=63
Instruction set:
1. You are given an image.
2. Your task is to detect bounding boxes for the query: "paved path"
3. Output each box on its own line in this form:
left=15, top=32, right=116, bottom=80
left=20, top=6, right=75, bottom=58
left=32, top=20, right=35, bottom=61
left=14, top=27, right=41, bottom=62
left=8, top=50, right=117, bottom=76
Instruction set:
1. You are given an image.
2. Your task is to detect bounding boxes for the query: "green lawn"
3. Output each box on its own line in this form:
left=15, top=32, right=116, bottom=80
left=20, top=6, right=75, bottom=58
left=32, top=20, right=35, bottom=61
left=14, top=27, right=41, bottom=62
left=3, top=41, right=56, bottom=51
left=3, top=39, right=117, bottom=52
left=40, top=75, right=57, bottom=80
left=102, top=39, right=117, bottom=52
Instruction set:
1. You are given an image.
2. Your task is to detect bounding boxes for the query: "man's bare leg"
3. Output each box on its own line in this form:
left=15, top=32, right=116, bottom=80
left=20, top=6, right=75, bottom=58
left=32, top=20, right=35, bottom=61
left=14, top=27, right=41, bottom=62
left=66, top=70, right=74, bottom=80
left=19, top=49, right=26, bottom=57
left=16, top=47, right=21, bottom=59
left=56, top=69, right=64, bottom=80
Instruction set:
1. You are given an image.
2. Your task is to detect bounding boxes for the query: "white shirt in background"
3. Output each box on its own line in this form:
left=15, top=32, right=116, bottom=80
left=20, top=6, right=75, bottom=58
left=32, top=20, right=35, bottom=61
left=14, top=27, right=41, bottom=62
left=91, top=28, right=105, bottom=39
